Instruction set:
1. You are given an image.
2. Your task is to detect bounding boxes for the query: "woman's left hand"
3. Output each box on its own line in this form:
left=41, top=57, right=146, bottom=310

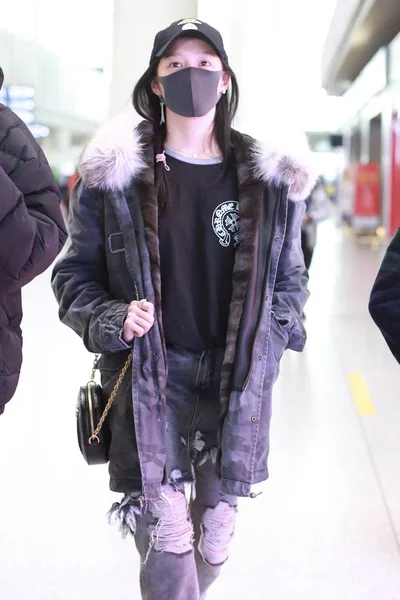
left=122, top=300, right=155, bottom=342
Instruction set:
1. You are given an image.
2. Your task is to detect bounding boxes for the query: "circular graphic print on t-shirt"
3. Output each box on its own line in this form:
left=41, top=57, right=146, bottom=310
left=212, top=201, right=240, bottom=248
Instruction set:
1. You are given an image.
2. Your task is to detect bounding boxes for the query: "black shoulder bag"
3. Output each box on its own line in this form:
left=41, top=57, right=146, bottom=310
left=76, top=352, right=133, bottom=465
left=76, top=285, right=140, bottom=465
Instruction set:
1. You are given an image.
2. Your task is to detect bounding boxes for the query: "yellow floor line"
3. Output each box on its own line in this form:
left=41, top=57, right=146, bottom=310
left=348, top=373, right=376, bottom=416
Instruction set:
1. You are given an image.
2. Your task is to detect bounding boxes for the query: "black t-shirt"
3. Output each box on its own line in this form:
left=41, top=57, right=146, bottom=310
left=159, top=149, right=239, bottom=352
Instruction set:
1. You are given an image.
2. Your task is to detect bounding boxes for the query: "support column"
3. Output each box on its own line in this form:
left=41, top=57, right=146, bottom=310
left=110, top=0, right=197, bottom=116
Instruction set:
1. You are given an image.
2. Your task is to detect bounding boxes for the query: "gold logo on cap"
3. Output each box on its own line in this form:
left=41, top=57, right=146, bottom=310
left=178, top=18, right=202, bottom=25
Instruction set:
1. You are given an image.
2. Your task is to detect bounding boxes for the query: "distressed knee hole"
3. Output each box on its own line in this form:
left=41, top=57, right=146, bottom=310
left=198, top=501, right=237, bottom=566
left=148, top=485, right=194, bottom=555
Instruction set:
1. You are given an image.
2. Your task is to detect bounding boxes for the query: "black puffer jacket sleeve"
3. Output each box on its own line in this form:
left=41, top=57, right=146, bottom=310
left=51, top=181, right=132, bottom=354
left=369, top=229, right=400, bottom=363
left=0, top=105, right=67, bottom=293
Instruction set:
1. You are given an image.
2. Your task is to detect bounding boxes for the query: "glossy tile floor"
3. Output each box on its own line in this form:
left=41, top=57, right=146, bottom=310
left=1, top=220, right=400, bottom=600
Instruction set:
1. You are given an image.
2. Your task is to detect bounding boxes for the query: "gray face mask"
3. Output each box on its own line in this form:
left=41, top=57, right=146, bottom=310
left=156, top=67, right=223, bottom=118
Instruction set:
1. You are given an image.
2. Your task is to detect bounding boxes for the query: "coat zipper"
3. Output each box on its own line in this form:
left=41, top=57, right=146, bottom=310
left=241, top=193, right=283, bottom=392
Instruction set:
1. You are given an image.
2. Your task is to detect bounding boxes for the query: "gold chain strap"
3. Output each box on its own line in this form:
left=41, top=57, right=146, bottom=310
left=90, top=354, right=100, bottom=381
left=88, top=352, right=133, bottom=445
left=88, top=281, right=141, bottom=445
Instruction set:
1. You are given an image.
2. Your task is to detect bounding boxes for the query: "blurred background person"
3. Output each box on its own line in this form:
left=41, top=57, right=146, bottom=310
left=301, top=178, right=331, bottom=273
left=300, top=179, right=331, bottom=320
left=65, top=171, right=79, bottom=218
left=0, top=67, right=67, bottom=415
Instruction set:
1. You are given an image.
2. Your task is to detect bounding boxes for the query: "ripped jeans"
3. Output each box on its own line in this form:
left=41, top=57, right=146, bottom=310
left=110, top=346, right=238, bottom=600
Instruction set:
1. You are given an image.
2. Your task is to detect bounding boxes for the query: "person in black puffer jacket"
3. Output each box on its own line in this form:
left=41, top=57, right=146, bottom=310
left=0, top=67, right=67, bottom=414
left=369, top=229, right=400, bottom=363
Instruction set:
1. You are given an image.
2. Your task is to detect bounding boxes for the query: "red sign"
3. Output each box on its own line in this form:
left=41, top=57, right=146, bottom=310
left=353, top=163, right=380, bottom=219
left=390, top=112, right=400, bottom=235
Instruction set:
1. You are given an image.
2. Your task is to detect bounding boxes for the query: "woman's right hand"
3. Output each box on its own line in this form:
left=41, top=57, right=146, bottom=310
left=122, top=300, right=155, bottom=343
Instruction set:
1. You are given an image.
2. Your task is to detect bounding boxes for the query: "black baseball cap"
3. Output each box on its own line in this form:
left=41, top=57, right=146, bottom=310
left=150, top=19, right=229, bottom=65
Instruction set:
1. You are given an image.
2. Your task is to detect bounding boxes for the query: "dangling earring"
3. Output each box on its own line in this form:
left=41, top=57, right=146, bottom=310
left=159, top=96, right=165, bottom=124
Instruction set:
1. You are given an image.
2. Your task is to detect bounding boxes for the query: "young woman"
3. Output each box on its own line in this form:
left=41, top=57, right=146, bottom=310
left=52, top=18, right=316, bottom=600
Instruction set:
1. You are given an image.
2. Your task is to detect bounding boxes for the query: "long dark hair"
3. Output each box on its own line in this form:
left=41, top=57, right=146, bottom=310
left=132, top=54, right=239, bottom=210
